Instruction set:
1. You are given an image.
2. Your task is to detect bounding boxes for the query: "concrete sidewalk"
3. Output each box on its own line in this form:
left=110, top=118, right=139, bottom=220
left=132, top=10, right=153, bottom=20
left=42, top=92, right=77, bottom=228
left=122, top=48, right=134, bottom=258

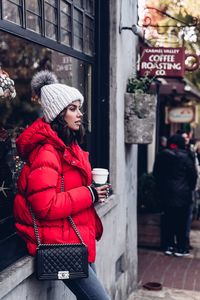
left=128, top=225, right=200, bottom=300
left=128, top=287, right=200, bottom=300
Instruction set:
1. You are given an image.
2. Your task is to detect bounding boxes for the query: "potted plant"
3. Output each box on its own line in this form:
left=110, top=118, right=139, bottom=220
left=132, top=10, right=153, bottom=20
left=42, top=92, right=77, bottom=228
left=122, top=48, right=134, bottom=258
left=124, top=74, right=157, bottom=144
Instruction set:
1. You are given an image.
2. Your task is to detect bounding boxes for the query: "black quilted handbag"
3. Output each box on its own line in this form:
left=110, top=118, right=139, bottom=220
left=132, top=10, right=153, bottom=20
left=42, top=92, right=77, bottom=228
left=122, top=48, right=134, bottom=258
left=29, top=176, right=88, bottom=280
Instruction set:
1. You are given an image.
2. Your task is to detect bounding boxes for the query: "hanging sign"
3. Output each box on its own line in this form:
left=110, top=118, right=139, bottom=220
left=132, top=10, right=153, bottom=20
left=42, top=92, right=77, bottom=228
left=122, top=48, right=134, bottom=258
left=165, top=106, right=196, bottom=124
left=139, top=47, right=185, bottom=78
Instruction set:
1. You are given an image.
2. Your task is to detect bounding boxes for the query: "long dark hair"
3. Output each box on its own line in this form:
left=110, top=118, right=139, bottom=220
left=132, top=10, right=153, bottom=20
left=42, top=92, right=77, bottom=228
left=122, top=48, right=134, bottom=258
left=50, top=108, right=85, bottom=146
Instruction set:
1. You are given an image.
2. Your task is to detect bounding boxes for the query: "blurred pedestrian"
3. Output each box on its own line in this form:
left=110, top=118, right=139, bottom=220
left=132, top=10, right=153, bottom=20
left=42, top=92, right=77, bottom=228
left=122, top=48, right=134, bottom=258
left=177, top=130, right=196, bottom=250
left=153, top=134, right=197, bottom=256
left=159, top=136, right=167, bottom=152
left=193, top=141, right=200, bottom=220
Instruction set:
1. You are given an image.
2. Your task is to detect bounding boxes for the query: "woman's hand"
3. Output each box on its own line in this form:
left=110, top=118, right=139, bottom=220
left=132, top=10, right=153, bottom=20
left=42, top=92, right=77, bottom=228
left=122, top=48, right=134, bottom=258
left=95, top=184, right=111, bottom=203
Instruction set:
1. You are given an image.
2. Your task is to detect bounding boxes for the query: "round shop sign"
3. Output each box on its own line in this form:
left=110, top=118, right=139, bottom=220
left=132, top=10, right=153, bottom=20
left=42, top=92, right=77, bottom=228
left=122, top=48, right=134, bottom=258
left=168, top=107, right=195, bottom=123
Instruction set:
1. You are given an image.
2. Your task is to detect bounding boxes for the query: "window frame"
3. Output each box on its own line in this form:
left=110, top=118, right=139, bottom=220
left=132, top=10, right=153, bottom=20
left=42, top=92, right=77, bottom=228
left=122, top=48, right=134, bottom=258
left=0, top=0, right=95, bottom=56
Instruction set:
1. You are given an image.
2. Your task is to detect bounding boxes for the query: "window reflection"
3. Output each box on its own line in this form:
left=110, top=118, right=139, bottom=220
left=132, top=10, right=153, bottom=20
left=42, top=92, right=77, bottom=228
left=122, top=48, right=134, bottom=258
left=45, top=21, right=57, bottom=40
left=44, top=1, right=57, bottom=40
left=74, top=0, right=84, bottom=8
left=46, top=0, right=56, bottom=5
left=0, top=31, right=91, bottom=131
left=26, top=0, right=41, bottom=33
left=1, top=0, right=95, bottom=55
left=73, top=8, right=83, bottom=51
left=26, top=0, right=40, bottom=13
left=85, top=16, right=94, bottom=55
left=60, top=1, right=72, bottom=46
left=60, top=30, right=71, bottom=46
left=2, top=0, right=22, bottom=25
left=44, top=2, right=56, bottom=21
left=26, top=12, right=41, bottom=33
left=85, top=0, right=94, bottom=15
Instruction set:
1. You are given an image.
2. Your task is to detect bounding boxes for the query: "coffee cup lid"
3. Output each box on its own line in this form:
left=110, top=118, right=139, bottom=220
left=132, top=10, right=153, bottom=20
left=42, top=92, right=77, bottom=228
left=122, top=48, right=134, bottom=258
left=92, top=168, right=109, bottom=174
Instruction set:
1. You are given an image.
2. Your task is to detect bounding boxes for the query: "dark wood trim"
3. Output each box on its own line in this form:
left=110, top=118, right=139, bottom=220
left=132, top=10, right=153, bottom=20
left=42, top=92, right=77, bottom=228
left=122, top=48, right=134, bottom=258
left=0, top=20, right=94, bottom=64
left=0, top=234, right=27, bottom=272
left=91, top=0, right=109, bottom=168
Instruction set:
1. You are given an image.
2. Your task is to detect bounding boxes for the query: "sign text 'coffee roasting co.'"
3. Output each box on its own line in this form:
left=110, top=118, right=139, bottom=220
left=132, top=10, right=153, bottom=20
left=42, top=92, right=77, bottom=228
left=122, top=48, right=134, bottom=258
left=139, top=47, right=185, bottom=78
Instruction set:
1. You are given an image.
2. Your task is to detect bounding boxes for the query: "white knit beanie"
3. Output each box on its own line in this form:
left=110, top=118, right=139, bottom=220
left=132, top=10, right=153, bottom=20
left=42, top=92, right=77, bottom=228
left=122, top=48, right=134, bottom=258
left=31, top=70, right=84, bottom=123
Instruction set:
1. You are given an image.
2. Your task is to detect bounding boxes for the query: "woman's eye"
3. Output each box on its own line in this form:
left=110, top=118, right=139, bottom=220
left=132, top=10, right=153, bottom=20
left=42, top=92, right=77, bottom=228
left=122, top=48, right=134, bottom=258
left=69, top=106, right=76, bottom=111
left=68, top=105, right=82, bottom=113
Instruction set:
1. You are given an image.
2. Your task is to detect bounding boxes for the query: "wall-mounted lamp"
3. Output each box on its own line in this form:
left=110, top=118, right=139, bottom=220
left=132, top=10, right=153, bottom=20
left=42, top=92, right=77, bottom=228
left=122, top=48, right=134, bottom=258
left=119, top=24, right=144, bottom=39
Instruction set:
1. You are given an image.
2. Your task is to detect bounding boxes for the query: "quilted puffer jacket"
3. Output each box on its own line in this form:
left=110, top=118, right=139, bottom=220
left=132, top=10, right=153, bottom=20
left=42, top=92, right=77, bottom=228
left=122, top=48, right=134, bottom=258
left=13, top=118, right=103, bottom=262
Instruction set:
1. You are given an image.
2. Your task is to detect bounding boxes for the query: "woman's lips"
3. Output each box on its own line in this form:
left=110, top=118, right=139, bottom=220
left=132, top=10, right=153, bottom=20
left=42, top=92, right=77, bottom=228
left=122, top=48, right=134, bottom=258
left=75, top=121, right=81, bottom=125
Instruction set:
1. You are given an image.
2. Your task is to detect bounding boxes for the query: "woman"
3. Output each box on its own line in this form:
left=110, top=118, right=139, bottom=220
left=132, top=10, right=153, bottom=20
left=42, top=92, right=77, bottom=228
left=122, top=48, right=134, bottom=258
left=13, top=70, right=111, bottom=300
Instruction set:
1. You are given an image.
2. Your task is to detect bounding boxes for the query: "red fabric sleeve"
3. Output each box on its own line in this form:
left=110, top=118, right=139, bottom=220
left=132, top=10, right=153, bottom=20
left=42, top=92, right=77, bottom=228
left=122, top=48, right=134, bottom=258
left=27, top=149, right=93, bottom=220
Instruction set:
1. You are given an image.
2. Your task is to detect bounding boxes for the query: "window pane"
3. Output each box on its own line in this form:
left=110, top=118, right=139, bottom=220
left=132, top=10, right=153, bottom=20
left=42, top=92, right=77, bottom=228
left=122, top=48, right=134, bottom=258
left=74, top=8, right=83, bottom=23
left=60, top=1, right=71, bottom=32
left=44, top=1, right=57, bottom=39
left=60, top=0, right=71, bottom=14
left=7, top=0, right=20, bottom=4
left=84, top=0, right=94, bottom=15
left=26, top=12, right=41, bottom=33
left=26, top=0, right=40, bottom=14
left=74, top=36, right=83, bottom=51
left=2, top=0, right=22, bottom=25
left=60, top=30, right=71, bottom=46
left=45, top=3, right=57, bottom=24
left=73, top=9, right=83, bottom=51
left=45, top=0, right=56, bottom=5
left=50, top=52, right=91, bottom=132
left=45, top=21, right=57, bottom=40
left=85, top=16, right=94, bottom=55
left=73, top=0, right=83, bottom=8
left=61, top=12, right=71, bottom=29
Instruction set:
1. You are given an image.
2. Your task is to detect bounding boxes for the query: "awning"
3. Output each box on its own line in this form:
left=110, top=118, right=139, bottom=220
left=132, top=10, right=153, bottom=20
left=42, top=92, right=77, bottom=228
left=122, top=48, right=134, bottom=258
left=150, top=77, right=200, bottom=102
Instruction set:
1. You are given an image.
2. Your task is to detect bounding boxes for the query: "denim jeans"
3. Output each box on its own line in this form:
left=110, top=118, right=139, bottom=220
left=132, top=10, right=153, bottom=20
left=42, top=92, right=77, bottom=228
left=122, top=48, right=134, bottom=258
left=63, top=264, right=111, bottom=300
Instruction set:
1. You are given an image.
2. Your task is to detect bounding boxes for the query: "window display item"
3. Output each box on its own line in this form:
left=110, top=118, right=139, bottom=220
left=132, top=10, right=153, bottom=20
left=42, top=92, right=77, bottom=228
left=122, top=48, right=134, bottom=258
left=0, top=68, right=16, bottom=100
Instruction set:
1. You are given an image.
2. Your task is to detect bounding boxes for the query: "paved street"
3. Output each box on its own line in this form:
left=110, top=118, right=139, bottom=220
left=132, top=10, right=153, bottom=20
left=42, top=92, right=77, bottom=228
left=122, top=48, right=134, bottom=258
left=128, top=222, right=200, bottom=300
left=129, top=287, right=200, bottom=300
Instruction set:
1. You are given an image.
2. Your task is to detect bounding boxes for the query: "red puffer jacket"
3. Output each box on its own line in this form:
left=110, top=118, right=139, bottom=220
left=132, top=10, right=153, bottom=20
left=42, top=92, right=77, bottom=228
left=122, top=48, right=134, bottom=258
left=13, top=118, right=103, bottom=262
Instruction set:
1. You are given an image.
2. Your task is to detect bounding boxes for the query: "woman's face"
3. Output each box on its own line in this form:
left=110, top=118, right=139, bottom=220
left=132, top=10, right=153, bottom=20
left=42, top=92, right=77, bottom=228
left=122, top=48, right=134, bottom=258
left=64, top=100, right=83, bottom=131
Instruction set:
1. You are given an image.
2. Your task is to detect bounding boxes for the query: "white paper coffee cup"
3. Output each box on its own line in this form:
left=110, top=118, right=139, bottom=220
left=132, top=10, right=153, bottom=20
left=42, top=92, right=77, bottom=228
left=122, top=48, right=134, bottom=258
left=92, top=168, right=109, bottom=185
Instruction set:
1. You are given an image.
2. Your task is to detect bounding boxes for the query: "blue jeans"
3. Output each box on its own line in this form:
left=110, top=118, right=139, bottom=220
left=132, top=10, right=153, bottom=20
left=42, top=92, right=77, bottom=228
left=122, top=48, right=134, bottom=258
left=63, top=264, right=111, bottom=300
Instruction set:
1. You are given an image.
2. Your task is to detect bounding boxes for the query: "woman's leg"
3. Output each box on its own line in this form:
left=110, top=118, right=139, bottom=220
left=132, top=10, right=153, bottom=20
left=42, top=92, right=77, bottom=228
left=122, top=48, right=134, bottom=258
left=175, top=206, right=189, bottom=251
left=164, top=207, right=176, bottom=248
left=63, top=264, right=111, bottom=300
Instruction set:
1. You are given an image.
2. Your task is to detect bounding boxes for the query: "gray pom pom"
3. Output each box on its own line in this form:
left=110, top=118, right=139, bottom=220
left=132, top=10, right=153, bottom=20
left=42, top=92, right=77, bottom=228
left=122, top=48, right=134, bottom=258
left=31, top=70, right=58, bottom=97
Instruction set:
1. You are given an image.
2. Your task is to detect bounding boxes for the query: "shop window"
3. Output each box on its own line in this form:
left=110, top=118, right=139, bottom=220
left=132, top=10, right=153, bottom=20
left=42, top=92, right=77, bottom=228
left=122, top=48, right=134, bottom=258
left=44, top=1, right=58, bottom=40
left=26, top=0, right=41, bottom=33
left=2, top=0, right=22, bottom=25
left=85, top=15, right=94, bottom=55
left=0, top=0, right=95, bottom=56
left=74, top=0, right=84, bottom=8
left=0, top=30, right=92, bottom=271
left=73, top=8, right=83, bottom=51
left=60, top=0, right=72, bottom=46
left=84, top=0, right=94, bottom=14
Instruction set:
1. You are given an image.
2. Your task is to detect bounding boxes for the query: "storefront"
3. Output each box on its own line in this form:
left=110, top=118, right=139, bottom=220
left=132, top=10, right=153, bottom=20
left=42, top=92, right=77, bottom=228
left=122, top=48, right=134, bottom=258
left=0, top=0, right=109, bottom=272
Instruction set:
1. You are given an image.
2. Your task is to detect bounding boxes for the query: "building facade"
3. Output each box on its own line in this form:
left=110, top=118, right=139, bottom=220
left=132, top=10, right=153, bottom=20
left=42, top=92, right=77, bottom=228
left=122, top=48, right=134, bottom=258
left=0, top=1, right=138, bottom=299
